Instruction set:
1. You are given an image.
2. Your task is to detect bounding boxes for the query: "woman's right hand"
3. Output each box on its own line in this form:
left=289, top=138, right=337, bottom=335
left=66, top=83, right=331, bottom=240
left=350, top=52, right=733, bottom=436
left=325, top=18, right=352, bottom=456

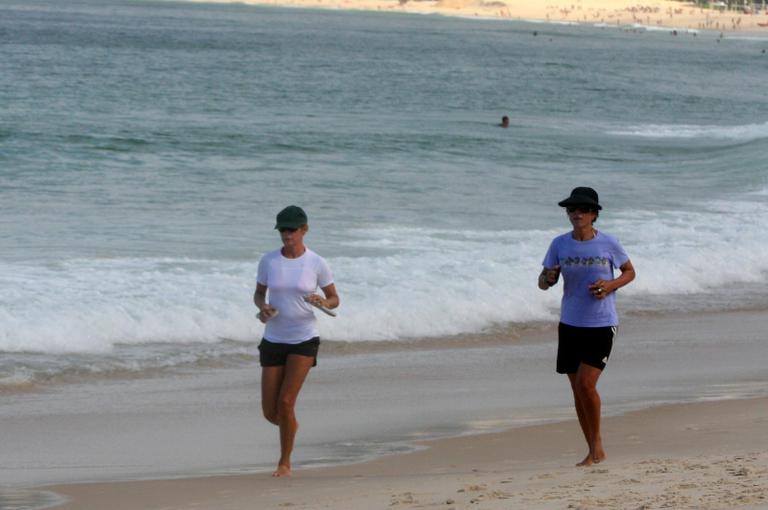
left=545, top=266, right=560, bottom=285
left=539, top=265, right=560, bottom=289
left=257, top=305, right=277, bottom=323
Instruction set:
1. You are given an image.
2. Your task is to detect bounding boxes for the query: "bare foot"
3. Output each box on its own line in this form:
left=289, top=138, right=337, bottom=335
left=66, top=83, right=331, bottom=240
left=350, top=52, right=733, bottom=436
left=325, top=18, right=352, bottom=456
left=576, top=454, right=594, bottom=467
left=592, top=448, right=606, bottom=464
left=272, top=464, right=291, bottom=477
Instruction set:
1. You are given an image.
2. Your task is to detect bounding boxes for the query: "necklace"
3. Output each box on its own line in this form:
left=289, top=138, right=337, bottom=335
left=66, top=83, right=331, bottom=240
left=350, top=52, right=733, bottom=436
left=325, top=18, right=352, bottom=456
left=573, top=228, right=597, bottom=242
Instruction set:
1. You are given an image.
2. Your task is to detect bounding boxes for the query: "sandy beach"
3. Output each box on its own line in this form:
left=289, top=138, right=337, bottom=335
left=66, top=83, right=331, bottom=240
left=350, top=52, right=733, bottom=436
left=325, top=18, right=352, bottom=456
left=45, top=396, right=768, bottom=510
left=7, top=308, right=759, bottom=510
left=213, top=0, right=768, bottom=32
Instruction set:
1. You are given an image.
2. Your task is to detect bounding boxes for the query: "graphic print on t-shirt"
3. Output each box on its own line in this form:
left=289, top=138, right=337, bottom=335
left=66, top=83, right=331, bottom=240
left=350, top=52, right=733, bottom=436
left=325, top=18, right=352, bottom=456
left=562, top=256, right=610, bottom=267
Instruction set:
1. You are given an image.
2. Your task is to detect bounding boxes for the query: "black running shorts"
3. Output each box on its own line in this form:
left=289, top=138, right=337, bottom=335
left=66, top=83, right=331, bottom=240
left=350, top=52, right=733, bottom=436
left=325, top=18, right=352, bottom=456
left=556, top=323, right=616, bottom=374
left=258, top=337, right=320, bottom=367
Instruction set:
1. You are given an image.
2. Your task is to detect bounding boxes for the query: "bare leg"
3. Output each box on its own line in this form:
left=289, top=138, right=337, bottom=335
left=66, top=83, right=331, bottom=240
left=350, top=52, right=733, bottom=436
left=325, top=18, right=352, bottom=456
left=261, top=366, right=285, bottom=425
left=569, top=364, right=605, bottom=466
left=272, top=354, right=314, bottom=477
left=568, top=373, right=593, bottom=466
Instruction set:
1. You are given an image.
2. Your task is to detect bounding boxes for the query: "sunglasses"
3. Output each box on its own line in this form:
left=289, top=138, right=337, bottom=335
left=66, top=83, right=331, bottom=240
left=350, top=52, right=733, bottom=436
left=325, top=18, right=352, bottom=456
left=278, top=227, right=298, bottom=233
left=566, top=206, right=596, bottom=214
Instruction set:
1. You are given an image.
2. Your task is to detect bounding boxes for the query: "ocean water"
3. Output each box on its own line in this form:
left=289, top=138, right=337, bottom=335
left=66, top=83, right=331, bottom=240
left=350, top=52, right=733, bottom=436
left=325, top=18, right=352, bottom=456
left=1, top=1, right=768, bottom=387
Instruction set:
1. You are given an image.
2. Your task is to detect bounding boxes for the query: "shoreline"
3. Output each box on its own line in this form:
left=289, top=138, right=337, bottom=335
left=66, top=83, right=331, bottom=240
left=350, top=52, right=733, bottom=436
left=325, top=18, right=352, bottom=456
left=6, top=301, right=768, bottom=395
left=201, top=0, right=768, bottom=33
left=44, top=395, right=768, bottom=509
left=3, top=306, right=767, bottom=508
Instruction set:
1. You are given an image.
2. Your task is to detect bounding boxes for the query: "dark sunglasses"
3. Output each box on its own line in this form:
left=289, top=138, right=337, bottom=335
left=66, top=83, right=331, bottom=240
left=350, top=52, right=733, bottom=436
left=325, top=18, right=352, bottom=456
left=566, top=206, right=596, bottom=214
left=278, top=227, right=298, bottom=233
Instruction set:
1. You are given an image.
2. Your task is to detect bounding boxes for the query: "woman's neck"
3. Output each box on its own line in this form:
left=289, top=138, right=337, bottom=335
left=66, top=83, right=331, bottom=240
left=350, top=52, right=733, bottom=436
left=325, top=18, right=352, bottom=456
left=572, top=227, right=597, bottom=242
left=281, top=244, right=306, bottom=259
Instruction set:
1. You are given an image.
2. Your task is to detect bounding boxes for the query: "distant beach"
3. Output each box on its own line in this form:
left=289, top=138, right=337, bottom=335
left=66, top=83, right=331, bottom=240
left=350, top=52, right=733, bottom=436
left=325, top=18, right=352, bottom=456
left=212, top=0, right=768, bottom=32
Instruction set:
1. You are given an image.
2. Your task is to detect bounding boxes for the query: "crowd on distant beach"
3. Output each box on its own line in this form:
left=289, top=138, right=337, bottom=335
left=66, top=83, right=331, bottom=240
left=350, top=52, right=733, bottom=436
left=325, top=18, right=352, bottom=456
left=243, top=0, right=768, bottom=32
left=541, top=2, right=768, bottom=31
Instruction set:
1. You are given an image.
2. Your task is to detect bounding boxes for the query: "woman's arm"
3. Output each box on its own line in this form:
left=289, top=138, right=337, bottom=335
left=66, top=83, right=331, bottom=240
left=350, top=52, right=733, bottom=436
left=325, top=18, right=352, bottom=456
left=254, top=283, right=277, bottom=322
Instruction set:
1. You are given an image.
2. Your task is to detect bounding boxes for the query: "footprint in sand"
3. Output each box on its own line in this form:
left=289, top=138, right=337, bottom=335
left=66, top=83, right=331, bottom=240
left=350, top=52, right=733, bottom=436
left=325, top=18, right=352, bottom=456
left=389, top=492, right=416, bottom=506
left=727, top=466, right=750, bottom=477
left=486, top=490, right=512, bottom=500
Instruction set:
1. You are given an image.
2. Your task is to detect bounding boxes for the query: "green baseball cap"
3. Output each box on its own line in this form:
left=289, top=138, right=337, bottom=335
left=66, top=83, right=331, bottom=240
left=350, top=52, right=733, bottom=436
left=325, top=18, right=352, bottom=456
left=274, top=205, right=308, bottom=229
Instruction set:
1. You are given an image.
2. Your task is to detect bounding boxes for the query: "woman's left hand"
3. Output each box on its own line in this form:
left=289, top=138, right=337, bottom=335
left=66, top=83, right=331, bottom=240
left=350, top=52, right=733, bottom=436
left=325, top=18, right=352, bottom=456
left=589, top=280, right=612, bottom=300
left=304, top=294, right=326, bottom=307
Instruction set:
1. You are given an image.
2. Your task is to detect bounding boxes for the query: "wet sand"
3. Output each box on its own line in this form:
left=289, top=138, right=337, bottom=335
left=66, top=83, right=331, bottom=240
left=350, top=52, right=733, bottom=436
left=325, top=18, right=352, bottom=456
left=47, top=396, right=768, bottom=510
left=23, top=307, right=767, bottom=510
left=4, top=308, right=767, bottom=491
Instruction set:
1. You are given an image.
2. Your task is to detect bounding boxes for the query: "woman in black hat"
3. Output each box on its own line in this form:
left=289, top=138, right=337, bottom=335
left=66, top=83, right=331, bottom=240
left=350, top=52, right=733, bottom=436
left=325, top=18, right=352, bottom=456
left=254, top=205, right=339, bottom=477
left=538, top=187, right=635, bottom=466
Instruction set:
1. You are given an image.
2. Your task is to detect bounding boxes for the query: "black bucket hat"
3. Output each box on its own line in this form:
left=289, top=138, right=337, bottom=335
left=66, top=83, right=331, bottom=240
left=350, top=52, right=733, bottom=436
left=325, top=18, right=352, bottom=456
left=274, top=205, right=308, bottom=229
left=558, top=187, right=602, bottom=210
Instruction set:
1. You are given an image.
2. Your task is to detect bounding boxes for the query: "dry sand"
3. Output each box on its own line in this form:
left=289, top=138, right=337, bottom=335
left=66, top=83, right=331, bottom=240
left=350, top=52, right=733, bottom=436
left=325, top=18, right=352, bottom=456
left=206, top=0, right=768, bottom=32
left=48, top=396, right=768, bottom=510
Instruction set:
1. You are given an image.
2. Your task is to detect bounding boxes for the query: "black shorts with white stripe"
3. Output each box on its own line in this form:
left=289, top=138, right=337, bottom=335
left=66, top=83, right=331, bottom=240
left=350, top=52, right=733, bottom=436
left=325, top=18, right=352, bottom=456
left=556, top=323, right=616, bottom=374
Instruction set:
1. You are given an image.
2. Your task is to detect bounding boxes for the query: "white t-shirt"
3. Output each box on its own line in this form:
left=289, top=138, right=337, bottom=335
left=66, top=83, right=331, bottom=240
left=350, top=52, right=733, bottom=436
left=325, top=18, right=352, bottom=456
left=256, top=248, right=334, bottom=344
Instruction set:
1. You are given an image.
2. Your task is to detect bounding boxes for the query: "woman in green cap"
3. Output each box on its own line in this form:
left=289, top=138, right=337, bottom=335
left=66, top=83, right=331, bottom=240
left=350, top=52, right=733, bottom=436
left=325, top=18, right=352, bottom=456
left=254, top=205, right=339, bottom=477
left=538, top=187, right=635, bottom=466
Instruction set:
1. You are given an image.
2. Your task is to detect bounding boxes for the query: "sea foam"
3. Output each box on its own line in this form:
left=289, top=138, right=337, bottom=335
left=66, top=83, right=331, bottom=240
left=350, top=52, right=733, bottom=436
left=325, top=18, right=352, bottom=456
left=1, top=195, right=767, bottom=354
left=609, top=121, right=768, bottom=142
